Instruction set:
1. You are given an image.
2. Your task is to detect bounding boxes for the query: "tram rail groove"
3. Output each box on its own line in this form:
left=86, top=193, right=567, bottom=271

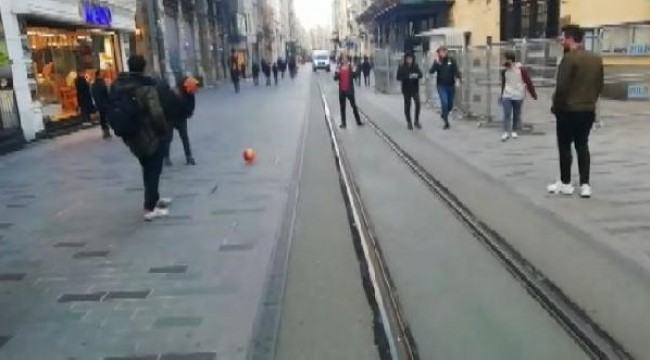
left=357, top=107, right=633, bottom=360
left=317, top=81, right=419, bottom=360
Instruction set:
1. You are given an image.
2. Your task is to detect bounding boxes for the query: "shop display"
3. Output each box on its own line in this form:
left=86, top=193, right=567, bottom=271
left=27, top=27, right=121, bottom=122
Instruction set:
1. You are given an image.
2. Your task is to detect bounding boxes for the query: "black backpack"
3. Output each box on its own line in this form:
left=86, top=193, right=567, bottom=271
left=107, top=87, right=141, bottom=138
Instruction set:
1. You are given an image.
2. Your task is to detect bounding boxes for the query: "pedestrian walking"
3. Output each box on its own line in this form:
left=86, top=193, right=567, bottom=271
left=547, top=25, right=604, bottom=199
left=262, top=60, right=271, bottom=86
left=272, top=62, right=279, bottom=86
left=334, top=55, right=363, bottom=129
left=396, top=52, right=423, bottom=130
left=74, top=69, right=95, bottom=124
left=288, top=57, right=297, bottom=79
left=91, top=70, right=111, bottom=139
left=429, top=46, right=462, bottom=129
left=499, top=51, right=538, bottom=142
left=362, top=56, right=372, bottom=87
left=109, top=55, right=170, bottom=221
left=353, top=56, right=362, bottom=86
left=159, top=76, right=198, bottom=166
left=279, top=58, right=287, bottom=79
left=229, top=49, right=240, bottom=93
left=252, top=62, right=260, bottom=86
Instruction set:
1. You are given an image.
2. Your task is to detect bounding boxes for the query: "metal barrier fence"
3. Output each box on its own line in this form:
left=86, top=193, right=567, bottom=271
left=0, top=90, right=20, bottom=131
left=375, top=36, right=650, bottom=128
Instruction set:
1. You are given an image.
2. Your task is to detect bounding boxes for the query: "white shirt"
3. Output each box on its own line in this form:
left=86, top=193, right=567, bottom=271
left=502, top=63, right=527, bottom=101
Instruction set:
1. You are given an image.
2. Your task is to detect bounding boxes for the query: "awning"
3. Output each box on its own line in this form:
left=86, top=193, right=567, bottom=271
left=358, top=0, right=453, bottom=24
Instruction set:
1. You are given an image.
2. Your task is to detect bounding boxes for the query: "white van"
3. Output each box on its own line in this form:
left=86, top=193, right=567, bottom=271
left=312, top=50, right=331, bottom=72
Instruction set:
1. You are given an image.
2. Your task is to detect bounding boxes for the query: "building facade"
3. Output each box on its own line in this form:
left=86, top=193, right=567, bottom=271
left=0, top=0, right=137, bottom=142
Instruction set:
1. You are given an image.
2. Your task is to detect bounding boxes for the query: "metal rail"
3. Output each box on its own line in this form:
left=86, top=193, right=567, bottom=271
left=357, top=107, right=633, bottom=360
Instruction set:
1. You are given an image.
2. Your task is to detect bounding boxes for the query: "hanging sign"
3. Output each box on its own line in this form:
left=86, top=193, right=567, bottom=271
left=81, top=2, right=112, bottom=27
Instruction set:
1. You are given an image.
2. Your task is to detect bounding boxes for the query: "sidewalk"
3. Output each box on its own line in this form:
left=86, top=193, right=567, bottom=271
left=357, top=86, right=650, bottom=274
left=353, top=85, right=650, bottom=357
left=0, top=79, right=310, bottom=359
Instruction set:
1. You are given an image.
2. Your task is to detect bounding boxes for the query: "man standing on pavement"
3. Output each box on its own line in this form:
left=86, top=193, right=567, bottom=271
left=500, top=51, right=538, bottom=141
left=429, top=46, right=462, bottom=129
left=362, top=56, right=372, bottom=87
left=334, top=55, right=364, bottom=129
left=397, top=52, right=423, bottom=130
left=111, top=55, right=171, bottom=221
left=74, top=69, right=95, bottom=125
left=229, top=49, right=240, bottom=93
left=262, top=60, right=272, bottom=86
left=252, top=62, right=260, bottom=86
left=548, top=25, right=604, bottom=198
left=91, top=70, right=111, bottom=139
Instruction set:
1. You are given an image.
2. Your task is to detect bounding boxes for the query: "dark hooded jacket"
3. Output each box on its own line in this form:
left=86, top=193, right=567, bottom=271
left=91, top=77, right=109, bottom=112
left=111, top=73, right=168, bottom=158
left=396, top=54, right=423, bottom=95
left=75, top=75, right=95, bottom=114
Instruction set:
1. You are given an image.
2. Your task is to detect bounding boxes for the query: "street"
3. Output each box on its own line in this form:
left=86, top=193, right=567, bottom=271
left=0, top=68, right=649, bottom=359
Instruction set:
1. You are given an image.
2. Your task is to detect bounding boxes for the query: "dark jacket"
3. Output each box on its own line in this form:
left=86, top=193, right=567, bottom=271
left=552, top=49, right=604, bottom=113
left=262, top=62, right=271, bottom=77
left=396, top=62, right=423, bottom=95
left=112, top=73, right=168, bottom=158
left=252, top=63, right=260, bottom=77
left=362, top=60, right=372, bottom=75
left=91, top=78, right=109, bottom=112
left=178, top=77, right=196, bottom=119
left=334, top=65, right=355, bottom=94
left=429, top=56, right=461, bottom=87
left=75, top=75, right=95, bottom=114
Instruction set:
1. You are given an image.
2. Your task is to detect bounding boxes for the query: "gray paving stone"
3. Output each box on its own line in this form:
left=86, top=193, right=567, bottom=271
left=153, top=316, right=203, bottom=329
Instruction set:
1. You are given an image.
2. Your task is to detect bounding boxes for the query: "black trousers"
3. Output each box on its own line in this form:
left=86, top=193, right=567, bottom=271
left=253, top=75, right=259, bottom=86
left=339, top=92, right=362, bottom=126
left=165, top=119, right=193, bottom=160
left=556, top=111, right=595, bottom=185
left=363, top=73, right=370, bottom=86
left=403, top=92, right=421, bottom=125
left=138, top=144, right=164, bottom=211
left=98, top=109, right=109, bottom=130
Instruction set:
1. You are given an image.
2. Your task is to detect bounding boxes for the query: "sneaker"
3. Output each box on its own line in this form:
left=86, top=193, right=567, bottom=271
left=186, top=157, right=196, bottom=166
left=156, top=197, right=173, bottom=209
left=339, top=124, right=347, bottom=129
left=547, top=181, right=575, bottom=196
left=407, top=123, right=414, bottom=130
left=511, top=132, right=519, bottom=139
left=443, top=122, right=450, bottom=130
left=501, top=133, right=510, bottom=142
left=144, top=207, right=169, bottom=221
left=580, top=184, right=592, bottom=198
left=414, top=122, right=422, bottom=129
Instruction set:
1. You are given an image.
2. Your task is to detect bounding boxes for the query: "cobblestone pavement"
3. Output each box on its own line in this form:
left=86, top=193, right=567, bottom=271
left=0, top=73, right=311, bottom=359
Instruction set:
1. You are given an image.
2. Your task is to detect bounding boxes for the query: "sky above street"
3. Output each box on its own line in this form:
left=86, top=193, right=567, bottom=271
left=295, top=0, right=332, bottom=29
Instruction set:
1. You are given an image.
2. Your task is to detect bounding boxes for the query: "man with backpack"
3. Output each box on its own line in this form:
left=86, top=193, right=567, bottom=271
left=109, top=55, right=170, bottom=221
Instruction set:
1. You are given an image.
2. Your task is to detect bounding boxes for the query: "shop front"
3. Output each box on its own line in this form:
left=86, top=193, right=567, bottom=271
left=0, top=0, right=136, bottom=141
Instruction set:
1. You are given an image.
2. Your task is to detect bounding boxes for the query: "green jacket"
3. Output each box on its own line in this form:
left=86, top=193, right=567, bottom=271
left=111, top=73, right=168, bottom=158
left=553, top=49, right=604, bottom=113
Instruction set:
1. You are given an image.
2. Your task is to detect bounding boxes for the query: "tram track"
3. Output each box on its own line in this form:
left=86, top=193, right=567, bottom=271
left=316, top=79, right=632, bottom=360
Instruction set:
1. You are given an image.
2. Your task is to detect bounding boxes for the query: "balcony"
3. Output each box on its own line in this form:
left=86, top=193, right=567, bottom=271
left=358, top=0, right=453, bottom=23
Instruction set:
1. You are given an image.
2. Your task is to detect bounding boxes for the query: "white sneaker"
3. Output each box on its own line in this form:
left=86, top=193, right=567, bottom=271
left=144, top=207, right=169, bottom=221
left=501, top=133, right=510, bottom=142
left=511, top=132, right=518, bottom=139
left=157, top=197, right=173, bottom=209
left=547, top=181, right=575, bottom=195
left=580, top=184, right=592, bottom=198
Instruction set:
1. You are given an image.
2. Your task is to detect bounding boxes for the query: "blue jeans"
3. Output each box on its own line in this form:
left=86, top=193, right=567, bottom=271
left=437, top=85, right=455, bottom=123
left=502, top=98, right=523, bottom=134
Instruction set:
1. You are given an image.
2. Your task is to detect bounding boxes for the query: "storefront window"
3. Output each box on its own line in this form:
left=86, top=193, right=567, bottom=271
left=27, top=26, right=121, bottom=122
left=0, top=17, right=20, bottom=132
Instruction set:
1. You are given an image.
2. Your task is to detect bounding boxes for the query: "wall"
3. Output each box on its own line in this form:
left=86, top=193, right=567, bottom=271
left=560, top=0, right=650, bottom=27
left=448, top=0, right=499, bottom=45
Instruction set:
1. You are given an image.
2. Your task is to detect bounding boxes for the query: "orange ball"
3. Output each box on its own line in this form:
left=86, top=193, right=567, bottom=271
left=243, top=148, right=256, bottom=164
